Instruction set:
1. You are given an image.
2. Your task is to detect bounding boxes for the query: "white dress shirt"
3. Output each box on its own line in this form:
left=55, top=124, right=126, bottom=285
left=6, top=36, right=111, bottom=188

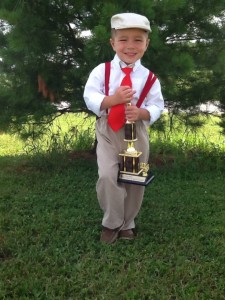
left=83, top=54, right=164, bottom=126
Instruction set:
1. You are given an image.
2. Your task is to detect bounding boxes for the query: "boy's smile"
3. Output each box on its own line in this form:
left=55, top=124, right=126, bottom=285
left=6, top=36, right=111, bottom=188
left=110, top=28, right=149, bottom=65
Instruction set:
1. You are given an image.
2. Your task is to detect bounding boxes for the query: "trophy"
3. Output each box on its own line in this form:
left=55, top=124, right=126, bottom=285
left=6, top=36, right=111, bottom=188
left=118, top=105, right=154, bottom=186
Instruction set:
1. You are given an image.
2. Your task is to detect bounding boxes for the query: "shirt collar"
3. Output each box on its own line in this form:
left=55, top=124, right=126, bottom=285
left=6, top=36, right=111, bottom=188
left=113, top=54, right=140, bottom=72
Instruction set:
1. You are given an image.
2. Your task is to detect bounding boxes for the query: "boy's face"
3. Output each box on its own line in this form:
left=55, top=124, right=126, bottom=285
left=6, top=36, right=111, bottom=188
left=110, top=28, right=149, bottom=65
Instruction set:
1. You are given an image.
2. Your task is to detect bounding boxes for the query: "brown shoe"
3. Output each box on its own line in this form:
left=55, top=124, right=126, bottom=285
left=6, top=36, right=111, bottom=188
left=119, top=229, right=135, bottom=240
left=100, top=222, right=125, bottom=244
left=100, top=227, right=119, bottom=244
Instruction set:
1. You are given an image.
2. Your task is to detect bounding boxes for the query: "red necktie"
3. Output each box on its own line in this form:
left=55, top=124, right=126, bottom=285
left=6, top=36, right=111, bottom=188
left=108, top=67, right=133, bottom=131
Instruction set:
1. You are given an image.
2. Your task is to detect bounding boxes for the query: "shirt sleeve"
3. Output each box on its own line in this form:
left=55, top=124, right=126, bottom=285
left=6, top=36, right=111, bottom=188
left=83, top=63, right=106, bottom=117
left=141, top=78, right=164, bottom=126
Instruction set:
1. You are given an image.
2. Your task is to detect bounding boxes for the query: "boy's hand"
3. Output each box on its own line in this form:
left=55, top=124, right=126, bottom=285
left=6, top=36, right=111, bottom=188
left=114, top=86, right=136, bottom=105
left=100, top=86, right=136, bottom=112
left=125, top=104, right=140, bottom=122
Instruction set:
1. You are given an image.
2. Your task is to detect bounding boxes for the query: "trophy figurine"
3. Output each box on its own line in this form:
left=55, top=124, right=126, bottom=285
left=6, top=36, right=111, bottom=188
left=118, top=105, right=154, bottom=186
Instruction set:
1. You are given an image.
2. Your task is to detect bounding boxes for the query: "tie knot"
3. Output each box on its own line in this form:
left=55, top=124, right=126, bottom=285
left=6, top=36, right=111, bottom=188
left=121, top=67, right=133, bottom=75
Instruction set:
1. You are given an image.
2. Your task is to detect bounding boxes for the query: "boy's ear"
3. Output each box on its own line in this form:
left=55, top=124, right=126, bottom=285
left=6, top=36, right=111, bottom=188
left=110, top=38, right=115, bottom=50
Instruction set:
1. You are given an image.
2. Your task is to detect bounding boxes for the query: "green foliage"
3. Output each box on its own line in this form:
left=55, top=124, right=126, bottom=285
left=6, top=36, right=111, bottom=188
left=19, top=113, right=96, bottom=156
left=0, top=0, right=225, bottom=135
left=147, top=113, right=225, bottom=178
left=1, top=112, right=224, bottom=174
left=0, top=0, right=91, bottom=132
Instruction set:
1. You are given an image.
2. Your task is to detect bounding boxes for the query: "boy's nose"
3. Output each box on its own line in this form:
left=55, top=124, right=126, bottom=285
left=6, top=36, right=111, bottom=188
left=127, top=41, right=135, bottom=48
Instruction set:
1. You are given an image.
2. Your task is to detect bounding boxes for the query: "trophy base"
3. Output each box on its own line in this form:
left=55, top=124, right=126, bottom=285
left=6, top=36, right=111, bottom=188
left=118, top=171, right=155, bottom=186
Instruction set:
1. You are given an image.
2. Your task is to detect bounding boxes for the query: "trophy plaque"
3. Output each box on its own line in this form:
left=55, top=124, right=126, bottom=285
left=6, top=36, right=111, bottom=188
left=118, top=120, right=154, bottom=186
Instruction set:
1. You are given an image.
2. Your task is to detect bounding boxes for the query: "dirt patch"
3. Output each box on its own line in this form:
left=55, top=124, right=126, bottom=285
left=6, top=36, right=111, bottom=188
left=68, top=150, right=96, bottom=160
left=69, top=150, right=175, bottom=168
left=150, top=154, right=175, bottom=168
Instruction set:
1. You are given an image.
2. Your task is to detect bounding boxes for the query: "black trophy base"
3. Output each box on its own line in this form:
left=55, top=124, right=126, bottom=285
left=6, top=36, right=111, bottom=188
left=118, top=171, right=155, bottom=186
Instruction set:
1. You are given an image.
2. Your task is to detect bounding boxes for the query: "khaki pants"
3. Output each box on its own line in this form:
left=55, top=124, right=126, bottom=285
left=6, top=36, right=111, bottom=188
left=95, top=116, right=149, bottom=230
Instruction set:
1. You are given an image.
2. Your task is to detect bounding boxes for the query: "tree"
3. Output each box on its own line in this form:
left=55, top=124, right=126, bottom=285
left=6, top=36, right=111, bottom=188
left=84, top=1, right=225, bottom=130
left=0, top=0, right=92, bottom=133
left=0, top=0, right=225, bottom=134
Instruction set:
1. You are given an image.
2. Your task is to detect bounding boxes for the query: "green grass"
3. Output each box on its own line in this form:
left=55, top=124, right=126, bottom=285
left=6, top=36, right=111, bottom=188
left=21, top=113, right=96, bottom=155
left=0, top=114, right=225, bottom=299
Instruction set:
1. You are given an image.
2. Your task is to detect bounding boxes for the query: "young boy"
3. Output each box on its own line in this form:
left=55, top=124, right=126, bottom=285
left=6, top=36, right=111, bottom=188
left=83, top=12, right=164, bottom=244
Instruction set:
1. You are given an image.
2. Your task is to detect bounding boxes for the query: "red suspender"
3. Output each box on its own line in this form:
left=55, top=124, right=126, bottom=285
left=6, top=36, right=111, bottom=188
left=105, top=62, right=111, bottom=96
left=136, top=72, right=157, bottom=108
left=104, top=62, right=157, bottom=107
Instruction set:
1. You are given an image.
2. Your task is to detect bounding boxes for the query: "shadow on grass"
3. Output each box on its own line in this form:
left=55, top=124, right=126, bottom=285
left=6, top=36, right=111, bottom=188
left=0, top=149, right=225, bottom=299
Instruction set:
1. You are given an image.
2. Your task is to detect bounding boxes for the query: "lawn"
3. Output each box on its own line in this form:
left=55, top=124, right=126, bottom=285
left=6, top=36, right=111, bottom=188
left=0, top=114, right=225, bottom=299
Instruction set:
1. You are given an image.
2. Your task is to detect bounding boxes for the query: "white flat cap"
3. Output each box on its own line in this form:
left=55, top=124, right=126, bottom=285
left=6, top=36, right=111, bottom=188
left=111, top=13, right=151, bottom=32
